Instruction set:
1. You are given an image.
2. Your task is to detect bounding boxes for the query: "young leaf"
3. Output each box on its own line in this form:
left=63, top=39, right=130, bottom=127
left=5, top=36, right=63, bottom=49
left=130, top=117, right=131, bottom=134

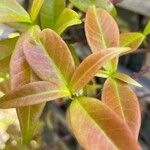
left=54, top=8, right=81, bottom=35
left=40, top=0, right=65, bottom=29
left=85, top=6, right=119, bottom=52
left=0, top=81, right=70, bottom=108
left=69, top=0, right=114, bottom=12
left=112, top=72, right=142, bottom=87
left=120, top=32, right=145, bottom=51
left=70, top=47, right=130, bottom=93
left=143, top=20, right=150, bottom=36
left=67, top=96, right=141, bottom=150
left=30, top=0, right=44, bottom=22
left=0, top=0, right=31, bottom=23
left=10, top=33, right=45, bottom=144
left=102, top=78, right=141, bottom=139
left=0, top=37, right=18, bottom=60
left=23, top=29, right=75, bottom=87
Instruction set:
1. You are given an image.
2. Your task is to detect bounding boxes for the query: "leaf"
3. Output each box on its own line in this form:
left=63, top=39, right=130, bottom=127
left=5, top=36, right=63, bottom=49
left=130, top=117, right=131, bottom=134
left=102, top=78, right=141, bottom=139
left=10, top=33, right=45, bottom=144
left=54, top=8, right=81, bottom=35
left=112, top=72, right=142, bottom=87
left=143, top=20, right=150, bottom=36
left=85, top=6, right=119, bottom=52
left=0, top=79, right=10, bottom=94
left=67, top=96, right=141, bottom=150
left=69, top=0, right=114, bottom=12
left=0, top=0, right=31, bottom=23
left=30, top=0, right=44, bottom=22
left=0, top=37, right=18, bottom=60
left=23, top=28, right=75, bottom=88
left=0, top=81, right=70, bottom=108
left=120, top=32, right=145, bottom=51
left=96, top=69, right=109, bottom=78
left=0, top=56, right=10, bottom=78
left=40, top=0, right=65, bottom=29
left=70, top=47, right=130, bottom=93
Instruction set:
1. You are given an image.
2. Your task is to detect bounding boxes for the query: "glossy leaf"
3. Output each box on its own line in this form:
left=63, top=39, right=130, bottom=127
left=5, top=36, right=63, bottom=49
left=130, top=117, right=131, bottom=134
left=120, top=32, right=145, bottom=51
left=143, top=20, right=150, bottom=36
left=102, top=78, right=141, bottom=139
left=0, top=81, right=70, bottom=108
left=70, top=47, right=130, bottom=93
left=67, top=96, right=141, bottom=150
left=0, top=0, right=31, bottom=23
left=112, top=72, right=142, bottom=87
left=30, top=0, right=44, bottom=22
left=10, top=33, right=45, bottom=144
left=69, top=0, right=114, bottom=12
left=0, top=37, right=18, bottom=60
left=54, top=8, right=81, bottom=35
left=85, top=6, right=119, bottom=52
left=23, top=29, right=75, bottom=87
left=40, top=0, right=65, bottom=29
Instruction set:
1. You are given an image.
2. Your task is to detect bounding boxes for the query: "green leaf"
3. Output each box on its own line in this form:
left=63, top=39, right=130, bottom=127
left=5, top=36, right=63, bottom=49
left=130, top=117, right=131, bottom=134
left=67, top=96, right=141, bottom=150
left=0, top=37, right=18, bottom=61
left=112, top=72, right=142, bottom=87
left=102, top=78, right=141, bottom=139
left=143, top=20, right=150, bottom=36
left=40, top=0, right=65, bottom=29
left=96, top=69, right=109, bottom=78
left=69, top=0, right=114, bottom=12
left=30, top=0, right=44, bottom=22
left=70, top=47, right=130, bottom=93
left=0, top=56, right=10, bottom=78
left=120, top=32, right=145, bottom=51
left=54, top=8, right=81, bottom=35
left=0, top=0, right=31, bottom=23
left=0, top=81, right=70, bottom=108
left=23, top=28, right=75, bottom=89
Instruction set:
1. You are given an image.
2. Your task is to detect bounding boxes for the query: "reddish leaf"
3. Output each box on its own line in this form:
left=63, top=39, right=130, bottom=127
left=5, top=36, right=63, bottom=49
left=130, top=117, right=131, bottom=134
left=102, top=78, right=141, bottom=139
left=67, top=96, right=141, bottom=150
left=10, top=33, right=45, bottom=144
left=85, top=6, right=119, bottom=52
left=70, top=47, right=129, bottom=93
left=0, top=81, right=70, bottom=108
left=23, top=29, right=75, bottom=88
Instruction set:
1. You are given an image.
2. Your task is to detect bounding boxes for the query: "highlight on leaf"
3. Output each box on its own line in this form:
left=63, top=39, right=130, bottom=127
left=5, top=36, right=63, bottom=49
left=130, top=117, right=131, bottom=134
left=102, top=78, right=141, bottom=139
left=54, top=8, right=81, bottom=35
left=120, top=32, right=145, bottom=51
left=69, top=0, right=114, bottom=12
left=0, top=0, right=31, bottom=23
left=70, top=47, right=130, bottom=93
left=67, top=96, right=141, bottom=150
left=30, top=0, right=45, bottom=22
left=143, top=20, right=150, bottom=36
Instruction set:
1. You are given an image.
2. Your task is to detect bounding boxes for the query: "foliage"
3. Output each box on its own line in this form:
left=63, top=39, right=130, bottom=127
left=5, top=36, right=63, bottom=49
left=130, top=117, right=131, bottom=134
left=0, top=0, right=149, bottom=149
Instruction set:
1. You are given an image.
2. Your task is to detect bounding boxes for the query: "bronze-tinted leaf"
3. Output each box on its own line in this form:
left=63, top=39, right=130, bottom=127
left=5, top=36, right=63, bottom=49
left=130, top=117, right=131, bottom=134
left=102, top=78, right=141, bottom=139
left=85, top=6, right=119, bottom=52
left=70, top=47, right=129, bottom=93
left=10, top=33, right=45, bottom=144
left=67, top=96, right=141, bottom=150
left=23, top=29, right=75, bottom=88
left=0, top=81, right=70, bottom=108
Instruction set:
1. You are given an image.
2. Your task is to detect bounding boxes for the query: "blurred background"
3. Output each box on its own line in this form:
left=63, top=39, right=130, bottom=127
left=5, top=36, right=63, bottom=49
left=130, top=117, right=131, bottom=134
left=0, top=0, right=150, bottom=149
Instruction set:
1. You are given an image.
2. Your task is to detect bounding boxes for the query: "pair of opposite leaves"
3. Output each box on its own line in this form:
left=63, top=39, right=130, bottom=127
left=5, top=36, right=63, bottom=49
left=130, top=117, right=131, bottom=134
left=0, top=8, right=141, bottom=150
